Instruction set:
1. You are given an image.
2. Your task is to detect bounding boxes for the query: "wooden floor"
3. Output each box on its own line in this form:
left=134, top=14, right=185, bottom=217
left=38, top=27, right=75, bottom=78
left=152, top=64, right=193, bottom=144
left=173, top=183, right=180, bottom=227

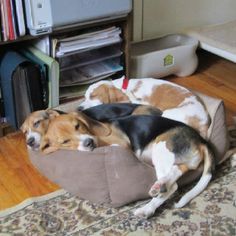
left=170, top=50, right=236, bottom=126
left=0, top=50, right=235, bottom=211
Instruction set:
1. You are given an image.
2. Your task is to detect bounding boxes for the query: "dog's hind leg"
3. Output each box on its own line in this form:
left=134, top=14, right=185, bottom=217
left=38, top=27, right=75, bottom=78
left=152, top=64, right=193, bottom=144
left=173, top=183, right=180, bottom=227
left=149, top=164, right=188, bottom=197
left=134, top=183, right=178, bottom=219
left=149, top=141, right=188, bottom=197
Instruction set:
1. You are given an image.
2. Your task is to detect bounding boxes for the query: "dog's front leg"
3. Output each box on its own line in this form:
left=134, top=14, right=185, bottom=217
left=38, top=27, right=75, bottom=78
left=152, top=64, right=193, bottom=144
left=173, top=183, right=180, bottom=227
left=134, top=183, right=178, bottom=219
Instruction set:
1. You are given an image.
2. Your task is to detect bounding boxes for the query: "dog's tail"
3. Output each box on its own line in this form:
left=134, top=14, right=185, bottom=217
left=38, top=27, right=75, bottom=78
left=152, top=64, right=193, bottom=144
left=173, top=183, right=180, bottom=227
left=175, top=143, right=214, bottom=208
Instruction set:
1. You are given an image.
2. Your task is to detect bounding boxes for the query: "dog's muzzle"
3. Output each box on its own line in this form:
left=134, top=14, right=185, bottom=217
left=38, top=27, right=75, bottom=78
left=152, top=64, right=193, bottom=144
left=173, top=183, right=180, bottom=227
left=27, top=137, right=40, bottom=150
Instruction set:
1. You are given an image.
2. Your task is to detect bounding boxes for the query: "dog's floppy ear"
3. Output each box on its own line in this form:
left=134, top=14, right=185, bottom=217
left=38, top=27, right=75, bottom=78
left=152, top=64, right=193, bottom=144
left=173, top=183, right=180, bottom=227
left=46, top=109, right=61, bottom=120
left=40, top=137, right=59, bottom=154
left=20, top=121, right=27, bottom=133
left=72, top=111, right=111, bottom=136
left=107, top=86, right=130, bottom=103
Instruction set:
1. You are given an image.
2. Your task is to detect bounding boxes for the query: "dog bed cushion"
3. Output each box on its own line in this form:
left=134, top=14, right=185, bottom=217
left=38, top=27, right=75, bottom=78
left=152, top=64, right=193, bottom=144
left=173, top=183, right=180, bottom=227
left=29, top=147, right=156, bottom=207
left=28, top=93, right=229, bottom=207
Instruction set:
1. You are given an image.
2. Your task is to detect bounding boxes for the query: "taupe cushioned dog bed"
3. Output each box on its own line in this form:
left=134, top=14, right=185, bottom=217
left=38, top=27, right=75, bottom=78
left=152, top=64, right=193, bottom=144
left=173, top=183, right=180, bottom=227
left=29, top=93, right=229, bottom=207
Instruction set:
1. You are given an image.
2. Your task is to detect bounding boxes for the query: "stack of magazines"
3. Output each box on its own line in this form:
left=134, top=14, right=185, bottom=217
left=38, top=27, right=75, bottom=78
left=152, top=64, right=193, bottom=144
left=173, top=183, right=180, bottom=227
left=52, top=26, right=124, bottom=103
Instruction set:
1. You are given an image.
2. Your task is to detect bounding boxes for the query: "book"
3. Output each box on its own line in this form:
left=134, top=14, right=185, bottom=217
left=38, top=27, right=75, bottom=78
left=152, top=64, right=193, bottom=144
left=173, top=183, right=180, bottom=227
left=1, top=0, right=9, bottom=41
left=21, top=46, right=60, bottom=108
left=6, top=0, right=15, bottom=40
left=10, top=0, right=18, bottom=37
left=14, top=0, right=25, bottom=36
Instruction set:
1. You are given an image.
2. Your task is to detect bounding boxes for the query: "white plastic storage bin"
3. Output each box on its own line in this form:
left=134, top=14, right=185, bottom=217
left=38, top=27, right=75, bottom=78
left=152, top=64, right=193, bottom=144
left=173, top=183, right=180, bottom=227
left=130, top=34, right=199, bottom=78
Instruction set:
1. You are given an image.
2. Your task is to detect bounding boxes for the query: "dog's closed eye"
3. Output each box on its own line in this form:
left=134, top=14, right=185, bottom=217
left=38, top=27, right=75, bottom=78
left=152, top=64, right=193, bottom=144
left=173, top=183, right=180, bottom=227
left=41, top=143, right=50, bottom=150
left=33, top=120, right=41, bottom=128
left=62, top=139, right=71, bottom=144
left=75, top=123, right=80, bottom=130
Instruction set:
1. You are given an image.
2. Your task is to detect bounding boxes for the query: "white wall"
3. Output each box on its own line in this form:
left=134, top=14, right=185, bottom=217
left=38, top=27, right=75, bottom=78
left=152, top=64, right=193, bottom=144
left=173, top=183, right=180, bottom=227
left=133, top=0, right=236, bottom=41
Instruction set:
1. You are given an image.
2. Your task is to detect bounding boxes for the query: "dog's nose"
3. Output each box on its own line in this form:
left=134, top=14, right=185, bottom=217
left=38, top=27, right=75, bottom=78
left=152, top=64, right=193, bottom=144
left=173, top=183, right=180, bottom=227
left=83, top=138, right=95, bottom=150
left=27, top=137, right=35, bottom=147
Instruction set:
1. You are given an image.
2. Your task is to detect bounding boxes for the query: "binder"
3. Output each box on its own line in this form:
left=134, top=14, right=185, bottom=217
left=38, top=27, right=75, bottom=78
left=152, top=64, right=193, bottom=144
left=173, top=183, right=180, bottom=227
left=20, top=48, right=49, bottom=106
left=12, top=62, right=46, bottom=127
left=25, top=46, right=60, bottom=107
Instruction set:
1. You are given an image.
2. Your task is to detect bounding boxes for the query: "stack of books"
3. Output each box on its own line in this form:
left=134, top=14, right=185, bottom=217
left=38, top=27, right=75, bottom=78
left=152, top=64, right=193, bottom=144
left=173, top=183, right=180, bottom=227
left=0, top=0, right=26, bottom=41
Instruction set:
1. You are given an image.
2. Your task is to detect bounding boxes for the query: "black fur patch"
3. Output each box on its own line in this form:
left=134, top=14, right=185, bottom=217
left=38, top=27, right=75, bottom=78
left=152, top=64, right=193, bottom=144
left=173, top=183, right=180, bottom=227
left=113, top=115, right=186, bottom=152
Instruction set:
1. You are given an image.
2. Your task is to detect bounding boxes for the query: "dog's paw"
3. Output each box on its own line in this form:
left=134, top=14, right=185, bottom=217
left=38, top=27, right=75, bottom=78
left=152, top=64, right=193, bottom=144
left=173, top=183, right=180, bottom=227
left=134, top=206, right=155, bottom=219
left=231, top=153, right=236, bottom=167
left=174, top=200, right=186, bottom=209
left=149, top=182, right=167, bottom=197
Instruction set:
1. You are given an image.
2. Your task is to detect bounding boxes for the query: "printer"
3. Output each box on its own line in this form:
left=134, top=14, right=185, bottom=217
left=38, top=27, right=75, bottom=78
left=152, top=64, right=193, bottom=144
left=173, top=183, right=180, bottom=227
left=24, top=0, right=132, bottom=36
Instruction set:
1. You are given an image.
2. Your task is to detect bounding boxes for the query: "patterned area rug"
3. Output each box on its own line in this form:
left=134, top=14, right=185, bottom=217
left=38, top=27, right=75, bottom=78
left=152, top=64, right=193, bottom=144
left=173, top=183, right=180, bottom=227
left=0, top=127, right=236, bottom=236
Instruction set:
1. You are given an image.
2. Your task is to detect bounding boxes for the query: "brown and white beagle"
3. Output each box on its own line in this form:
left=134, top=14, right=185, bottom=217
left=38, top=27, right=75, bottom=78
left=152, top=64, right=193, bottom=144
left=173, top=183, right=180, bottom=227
left=41, top=105, right=215, bottom=219
left=79, top=77, right=210, bottom=138
left=21, top=103, right=162, bottom=151
left=20, top=109, right=64, bottom=150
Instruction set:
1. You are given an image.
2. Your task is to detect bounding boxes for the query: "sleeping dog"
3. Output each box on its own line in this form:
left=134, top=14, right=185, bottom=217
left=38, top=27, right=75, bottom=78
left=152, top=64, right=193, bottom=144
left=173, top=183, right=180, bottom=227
left=20, top=109, right=63, bottom=150
left=41, top=107, right=215, bottom=218
left=21, top=104, right=162, bottom=151
left=79, top=77, right=210, bottom=138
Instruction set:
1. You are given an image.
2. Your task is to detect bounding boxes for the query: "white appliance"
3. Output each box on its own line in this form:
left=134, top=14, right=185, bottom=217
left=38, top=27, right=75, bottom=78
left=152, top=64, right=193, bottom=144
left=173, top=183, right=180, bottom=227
left=24, top=0, right=132, bottom=36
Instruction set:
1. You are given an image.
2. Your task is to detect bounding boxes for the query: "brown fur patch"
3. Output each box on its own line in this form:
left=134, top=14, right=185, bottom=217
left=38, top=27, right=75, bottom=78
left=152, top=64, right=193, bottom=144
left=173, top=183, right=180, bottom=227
left=97, top=125, right=131, bottom=148
left=143, top=84, right=192, bottom=111
left=132, top=105, right=162, bottom=116
left=91, top=85, right=130, bottom=103
left=187, top=115, right=209, bottom=138
left=132, top=80, right=143, bottom=94
left=178, top=164, right=189, bottom=174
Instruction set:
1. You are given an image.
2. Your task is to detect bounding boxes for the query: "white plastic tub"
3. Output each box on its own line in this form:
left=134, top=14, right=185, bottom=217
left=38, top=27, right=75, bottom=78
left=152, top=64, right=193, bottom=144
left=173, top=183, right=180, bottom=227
left=130, top=34, right=199, bottom=78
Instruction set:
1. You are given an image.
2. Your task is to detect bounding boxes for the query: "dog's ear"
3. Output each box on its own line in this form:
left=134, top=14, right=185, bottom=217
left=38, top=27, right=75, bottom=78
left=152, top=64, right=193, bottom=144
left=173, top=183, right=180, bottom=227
left=72, top=112, right=111, bottom=136
left=20, top=122, right=26, bottom=134
left=40, top=137, right=59, bottom=154
left=46, top=109, right=61, bottom=120
left=107, top=86, right=130, bottom=103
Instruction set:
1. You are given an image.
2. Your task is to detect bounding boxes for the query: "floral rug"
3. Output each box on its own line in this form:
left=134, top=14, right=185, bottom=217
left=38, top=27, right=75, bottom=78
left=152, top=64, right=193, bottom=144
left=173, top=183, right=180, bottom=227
left=0, top=129, right=236, bottom=236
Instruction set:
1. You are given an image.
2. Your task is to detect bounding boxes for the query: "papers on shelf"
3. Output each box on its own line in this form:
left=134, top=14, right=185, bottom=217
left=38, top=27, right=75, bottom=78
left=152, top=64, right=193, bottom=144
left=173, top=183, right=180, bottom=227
left=55, top=26, right=122, bottom=57
left=51, top=26, right=124, bottom=102
left=59, top=45, right=123, bottom=71
left=60, top=59, right=123, bottom=87
left=59, top=84, right=89, bottom=101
